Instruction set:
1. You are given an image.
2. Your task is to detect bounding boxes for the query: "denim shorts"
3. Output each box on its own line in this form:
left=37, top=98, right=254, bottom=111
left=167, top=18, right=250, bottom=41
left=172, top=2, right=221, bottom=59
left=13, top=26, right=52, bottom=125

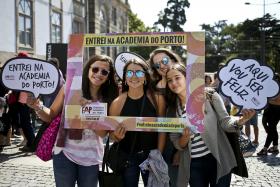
left=245, top=113, right=258, bottom=126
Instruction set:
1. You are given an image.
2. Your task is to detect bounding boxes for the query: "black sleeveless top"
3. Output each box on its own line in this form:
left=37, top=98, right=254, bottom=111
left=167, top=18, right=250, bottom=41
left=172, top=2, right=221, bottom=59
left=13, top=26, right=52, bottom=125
left=119, top=94, right=158, bottom=153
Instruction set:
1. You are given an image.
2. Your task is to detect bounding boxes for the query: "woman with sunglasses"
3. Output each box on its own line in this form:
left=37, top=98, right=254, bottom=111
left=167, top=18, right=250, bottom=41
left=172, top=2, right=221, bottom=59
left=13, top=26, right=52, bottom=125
left=149, top=48, right=182, bottom=94
left=149, top=48, right=182, bottom=187
left=27, top=54, right=118, bottom=187
left=166, top=63, right=255, bottom=187
left=109, top=58, right=166, bottom=187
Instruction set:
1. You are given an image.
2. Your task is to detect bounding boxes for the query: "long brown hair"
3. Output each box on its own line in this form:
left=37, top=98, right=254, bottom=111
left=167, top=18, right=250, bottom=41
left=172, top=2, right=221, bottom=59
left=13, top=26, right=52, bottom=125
left=148, top=48, right=182, bottom=84
left=82, top=54, right=118, bottom=106
left=166, top=63, right=186, bottom=111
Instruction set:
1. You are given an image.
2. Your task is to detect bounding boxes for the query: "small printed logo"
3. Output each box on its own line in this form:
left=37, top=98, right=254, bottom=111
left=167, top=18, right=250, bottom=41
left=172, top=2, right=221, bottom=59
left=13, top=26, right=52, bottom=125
left=251, top=97, right=260, bottom=106
left=5, top=75, right=14, bottom=80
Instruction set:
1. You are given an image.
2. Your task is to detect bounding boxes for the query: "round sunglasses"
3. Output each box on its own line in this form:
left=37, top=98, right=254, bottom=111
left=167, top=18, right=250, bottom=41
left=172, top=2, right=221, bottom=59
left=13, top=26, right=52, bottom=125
left=91, top=67, right=109, bottom=76
left=153, top=56, right=170, bottom=69
left=126, top=70, right=145, bottom=78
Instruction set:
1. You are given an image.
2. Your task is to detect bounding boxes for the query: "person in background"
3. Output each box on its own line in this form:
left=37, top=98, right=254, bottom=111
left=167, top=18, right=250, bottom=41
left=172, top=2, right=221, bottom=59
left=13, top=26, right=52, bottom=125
left=110, top=59, right=166, bottom=187
left=30, top=58, right=66, bottom=152
left=41, top=58, right=65, bottom=108
left=166, top=63, right=255, bottom=187
left=148, top=47, right=182, bottom=187
left=16, top=52, right=35, bottom=152
left=27, top=54, right=119, bottom=187
left=212, top=67, right=231, bottom=114
left=245, top=113, right=259, bottom=146
left=205, top=74, right=213, bottom=87
left=0, top=88, right=10, bottom=151
left=257, top=73, right=280, bottom=156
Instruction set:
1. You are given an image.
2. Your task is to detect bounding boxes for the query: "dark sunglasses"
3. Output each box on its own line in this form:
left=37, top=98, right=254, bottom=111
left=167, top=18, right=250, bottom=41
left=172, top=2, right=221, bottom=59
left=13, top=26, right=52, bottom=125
left=153, top=56, right=170, bottom=69
left=91, top=67, right=109, bottom=76
left=126, top=70, right=145, bottom=78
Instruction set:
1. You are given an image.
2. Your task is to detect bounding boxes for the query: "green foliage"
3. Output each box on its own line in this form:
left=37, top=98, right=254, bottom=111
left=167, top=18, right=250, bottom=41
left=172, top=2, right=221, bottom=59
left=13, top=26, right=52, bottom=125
left=128, top=11, right=157, bottom=59
left=154, top=0, right=190, bottom=32
left=203, top=14, right=280, bottom=73
left=128, top=11, right=152, bottom=32
left=153, top=0, right=190, bottom=60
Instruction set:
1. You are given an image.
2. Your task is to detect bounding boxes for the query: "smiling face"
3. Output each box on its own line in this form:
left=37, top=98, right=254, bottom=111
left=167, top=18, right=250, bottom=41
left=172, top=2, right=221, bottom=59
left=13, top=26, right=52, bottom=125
left=125, top=63, right=146, bottom=89
left=88, top=60, right=110, bottom=87
left=152, top=52, right=174, bottom=77
left=167, top=69, right=186, bottom=96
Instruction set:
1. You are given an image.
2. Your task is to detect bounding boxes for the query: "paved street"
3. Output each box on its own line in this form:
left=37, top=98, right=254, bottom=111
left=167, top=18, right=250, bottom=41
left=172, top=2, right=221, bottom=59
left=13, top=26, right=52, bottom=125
left=0, top=114, right=279, bottom=187
left=231, top=114, right=280, bottom=187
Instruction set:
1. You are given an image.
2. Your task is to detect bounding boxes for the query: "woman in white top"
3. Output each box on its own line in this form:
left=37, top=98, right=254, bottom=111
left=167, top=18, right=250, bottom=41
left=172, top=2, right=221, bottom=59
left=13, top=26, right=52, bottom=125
left=27, top=55, right=119, bottom=187
left=165, top=63, right=255, bottom=187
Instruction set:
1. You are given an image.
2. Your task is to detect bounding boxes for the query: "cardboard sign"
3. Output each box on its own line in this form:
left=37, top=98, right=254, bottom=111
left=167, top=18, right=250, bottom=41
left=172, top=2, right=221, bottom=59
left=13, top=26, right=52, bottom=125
left=219, top=58, right=279, bottom=110
left=61, top=32, right=205, bottom=133
left=0, top=57, right=60, bottom=97
left=80, top=102, right=107, bottom=121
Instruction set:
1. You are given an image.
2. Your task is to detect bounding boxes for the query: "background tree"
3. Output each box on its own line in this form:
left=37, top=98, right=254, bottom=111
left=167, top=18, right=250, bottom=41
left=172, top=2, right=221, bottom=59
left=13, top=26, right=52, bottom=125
left=203, top=14, right=280, bottom=73
left=154, top=0, right=190, bottom=32
left=154, top=0, right=190, bottom=60
left=128, top=11, right=157, bottom=59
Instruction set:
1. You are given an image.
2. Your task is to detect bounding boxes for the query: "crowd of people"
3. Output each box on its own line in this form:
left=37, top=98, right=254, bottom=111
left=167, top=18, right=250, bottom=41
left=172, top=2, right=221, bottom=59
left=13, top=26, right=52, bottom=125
left=0, top=48, right=279, bottom=187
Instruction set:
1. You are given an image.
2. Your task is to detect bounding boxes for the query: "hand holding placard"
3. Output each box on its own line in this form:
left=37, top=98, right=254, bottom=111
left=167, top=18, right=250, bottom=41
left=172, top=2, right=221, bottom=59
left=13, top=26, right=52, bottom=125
left=219, top=59, right=279, bottom=110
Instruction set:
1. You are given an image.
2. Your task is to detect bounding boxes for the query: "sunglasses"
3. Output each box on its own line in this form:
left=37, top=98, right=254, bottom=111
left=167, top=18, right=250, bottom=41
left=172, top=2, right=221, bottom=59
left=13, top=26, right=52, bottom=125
left=153, top=56, right=170, bottom=69
left=91, top=67, right=109, bottom=76
left=126, top=70, right=145, bottom=78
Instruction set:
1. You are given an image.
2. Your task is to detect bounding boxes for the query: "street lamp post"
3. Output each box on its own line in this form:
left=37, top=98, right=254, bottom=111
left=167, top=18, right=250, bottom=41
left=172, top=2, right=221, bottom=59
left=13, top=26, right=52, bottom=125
left=245, top=0, right=280, bottom=65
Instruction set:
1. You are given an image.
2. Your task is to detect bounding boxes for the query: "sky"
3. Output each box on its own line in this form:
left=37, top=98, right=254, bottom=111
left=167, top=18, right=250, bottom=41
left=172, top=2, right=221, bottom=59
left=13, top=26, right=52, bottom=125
left=129, top=0, right=280, bottom=31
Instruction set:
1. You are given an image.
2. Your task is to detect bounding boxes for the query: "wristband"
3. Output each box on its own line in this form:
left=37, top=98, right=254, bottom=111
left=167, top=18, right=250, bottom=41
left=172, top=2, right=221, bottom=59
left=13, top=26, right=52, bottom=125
left=36, top=102, right=45, bottom=112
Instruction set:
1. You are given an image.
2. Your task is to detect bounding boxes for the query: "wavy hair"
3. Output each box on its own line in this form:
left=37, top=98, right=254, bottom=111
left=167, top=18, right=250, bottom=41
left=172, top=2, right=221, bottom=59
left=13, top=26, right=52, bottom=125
left=148, top=48, right=182, bottom=84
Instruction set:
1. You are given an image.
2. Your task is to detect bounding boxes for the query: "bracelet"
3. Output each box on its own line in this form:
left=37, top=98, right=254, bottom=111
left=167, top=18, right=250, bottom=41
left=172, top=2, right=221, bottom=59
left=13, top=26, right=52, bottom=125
left=35, top=103, right=45, bottom=112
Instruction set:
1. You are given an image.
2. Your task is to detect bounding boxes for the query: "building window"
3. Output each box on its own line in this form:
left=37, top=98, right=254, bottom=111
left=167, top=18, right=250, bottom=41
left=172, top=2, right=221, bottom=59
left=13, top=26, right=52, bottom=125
left=73, top=20, right=84, bottom=33
left=51, top=10, right=62, bottom=43
left=18, top=0, right=33, bottom=47
left=100, top=9, right=107, bottom=33
left=100, top=8, right=108, bottom=54
left=112, top=8, right=117, bottom=26
left=74, top=0, right=85, bottom=3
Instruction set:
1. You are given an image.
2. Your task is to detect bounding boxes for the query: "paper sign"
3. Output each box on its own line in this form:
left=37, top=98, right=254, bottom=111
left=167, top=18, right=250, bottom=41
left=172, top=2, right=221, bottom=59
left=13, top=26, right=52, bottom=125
left=0, top=57, right=60, bottom=98
left=219, top=58, right=280, bottom=110
left=64, top=32, right=205, bottom=133
left=80, top=102, right=107, bottom=121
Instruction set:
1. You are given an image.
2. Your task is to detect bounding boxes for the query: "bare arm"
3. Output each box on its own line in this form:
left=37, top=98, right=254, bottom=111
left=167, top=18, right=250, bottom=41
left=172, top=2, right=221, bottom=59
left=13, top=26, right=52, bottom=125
left=156, top=94, right=166, bottom=152
left=170, top=128, right=191, bottom=150
left=27, top=86, right=64, bottom=123
left=109, top=94, right=126, bottom=142
left=269, top=93, right=280, bottom=105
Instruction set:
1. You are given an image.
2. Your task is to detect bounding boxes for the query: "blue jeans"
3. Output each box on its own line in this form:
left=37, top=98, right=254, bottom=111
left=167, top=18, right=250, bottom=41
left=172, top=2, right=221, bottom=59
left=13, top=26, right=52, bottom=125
left=123, top=151, right=149, bottom=187
left=189, top=153, right=231, bottom=187
left=53, top=151, right=99, bottom=187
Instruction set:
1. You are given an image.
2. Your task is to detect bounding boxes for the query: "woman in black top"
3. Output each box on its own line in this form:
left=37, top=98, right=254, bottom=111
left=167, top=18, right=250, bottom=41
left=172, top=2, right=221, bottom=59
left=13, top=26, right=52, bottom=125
left=110, top=59, right=166, bottom=187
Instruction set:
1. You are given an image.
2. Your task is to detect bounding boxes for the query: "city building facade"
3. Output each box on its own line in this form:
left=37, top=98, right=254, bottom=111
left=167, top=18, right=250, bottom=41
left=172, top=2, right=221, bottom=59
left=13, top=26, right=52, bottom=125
left=0, top=0, right=130, bottom=66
